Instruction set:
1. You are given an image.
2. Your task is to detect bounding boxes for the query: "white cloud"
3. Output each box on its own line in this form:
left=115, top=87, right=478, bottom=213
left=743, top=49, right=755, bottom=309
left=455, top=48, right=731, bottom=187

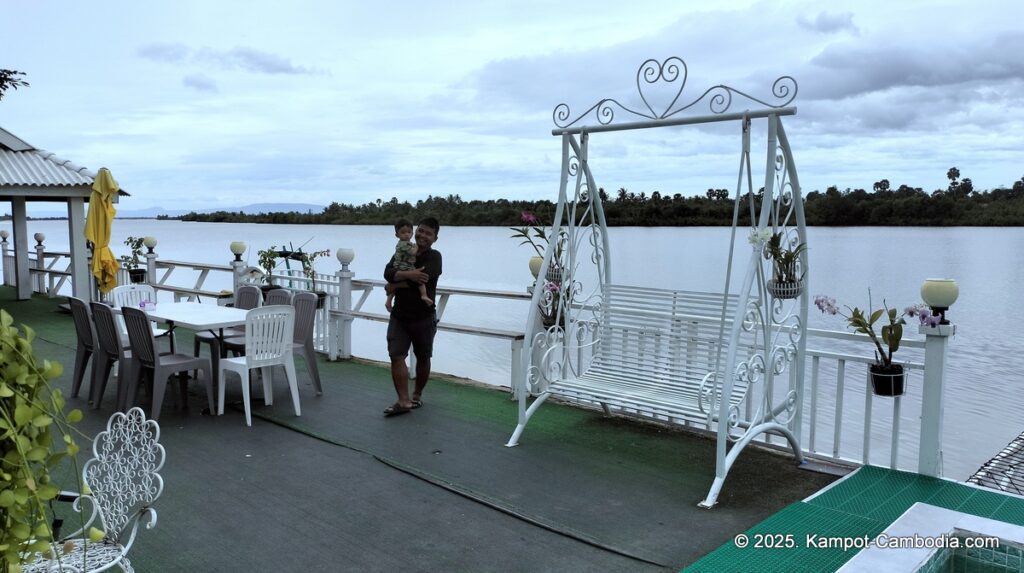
left=796, top=11, right=859, bottom=35
left=1, top=0, right=1022, bottom=209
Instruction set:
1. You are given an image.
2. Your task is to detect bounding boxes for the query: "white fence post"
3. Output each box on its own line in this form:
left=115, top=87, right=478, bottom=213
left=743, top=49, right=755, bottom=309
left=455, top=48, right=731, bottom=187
left=918, top=322, right=956, bottom=477
left=34, top=233, right=46, bottom=294
left=144, top=237, right=158, bottom=287
left=333, top=248, right=355, bottom=360
left=0, top=231, right=9, bottom=286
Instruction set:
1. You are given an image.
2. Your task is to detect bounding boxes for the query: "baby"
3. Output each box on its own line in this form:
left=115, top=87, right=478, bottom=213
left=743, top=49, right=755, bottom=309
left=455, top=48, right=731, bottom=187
left=385, top=219, right=432, bottom=312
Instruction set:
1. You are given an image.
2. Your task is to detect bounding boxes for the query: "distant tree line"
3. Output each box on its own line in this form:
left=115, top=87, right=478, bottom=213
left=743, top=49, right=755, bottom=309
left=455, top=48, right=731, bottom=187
left=172, top=168, right=1024, bottom=226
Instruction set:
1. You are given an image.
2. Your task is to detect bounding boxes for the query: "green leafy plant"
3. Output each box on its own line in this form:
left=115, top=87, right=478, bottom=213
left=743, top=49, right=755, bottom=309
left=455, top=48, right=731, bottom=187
left=297, top=249, right=330, bottom=291
left=765, top=232, right=806, bottom=284
left=0, top=309, right=84, bottom=570
left=257, top=247, right=279, bottom=285
left=119, top=236, right=145, bottom=270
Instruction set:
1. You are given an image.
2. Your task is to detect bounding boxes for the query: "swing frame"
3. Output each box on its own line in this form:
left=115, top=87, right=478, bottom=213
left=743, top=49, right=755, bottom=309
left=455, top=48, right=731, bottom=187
left=506, top=57, right=809, bottom=509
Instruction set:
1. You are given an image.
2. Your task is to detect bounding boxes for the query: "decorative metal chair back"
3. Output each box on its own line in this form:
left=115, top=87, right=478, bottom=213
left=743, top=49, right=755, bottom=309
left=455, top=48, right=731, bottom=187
left=110, top=284, right=157, bottom=309
left=84, top=407, right=165, bottom=551
left=264, top=288, right=292, bottom=306
left=235, top=284, right=262, bottom=310
left=244, top=305, right=295, bottom=368
left=123, top=306, right=158, bottom=367
left=22, top=407, right=164, bottom=573
left=291, top=291, right=317, bottom=345
left=68, top=296, right=95, bottom=399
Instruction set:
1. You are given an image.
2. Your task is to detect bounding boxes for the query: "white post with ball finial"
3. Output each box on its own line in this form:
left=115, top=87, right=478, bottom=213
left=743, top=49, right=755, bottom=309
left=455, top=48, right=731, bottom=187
left=333, top=248, right=355, bottom=360
left=917, top=278, right=959, bottom=477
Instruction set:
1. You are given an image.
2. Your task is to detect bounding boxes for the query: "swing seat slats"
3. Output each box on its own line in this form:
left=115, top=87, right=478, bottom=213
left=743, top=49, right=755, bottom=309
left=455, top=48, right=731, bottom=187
left=547, top=284, right=753, bottom=425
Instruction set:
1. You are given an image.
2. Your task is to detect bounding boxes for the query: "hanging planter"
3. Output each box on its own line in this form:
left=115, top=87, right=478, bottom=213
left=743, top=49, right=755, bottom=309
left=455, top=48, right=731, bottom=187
left=545, top=265, right=563, bottom=284
left=128, top=268, right=147, bottom=284
left=767, top=278, right=803, bottom=300
left=869, top=363, right=905, bottom=397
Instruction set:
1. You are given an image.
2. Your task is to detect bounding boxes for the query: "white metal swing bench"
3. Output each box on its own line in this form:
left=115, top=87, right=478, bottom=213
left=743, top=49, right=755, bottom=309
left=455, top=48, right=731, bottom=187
left=506, top=57, right=810, bottom=509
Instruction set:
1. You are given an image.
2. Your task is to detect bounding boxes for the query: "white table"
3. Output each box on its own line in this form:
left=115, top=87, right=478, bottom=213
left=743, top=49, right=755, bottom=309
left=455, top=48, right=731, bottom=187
left=144, top=301, right=249, bottom=334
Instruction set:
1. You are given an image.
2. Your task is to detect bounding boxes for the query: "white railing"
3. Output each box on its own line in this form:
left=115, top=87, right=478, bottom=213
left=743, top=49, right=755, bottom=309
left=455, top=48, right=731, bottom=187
left=2, top=239, right=955, bottom=476
left=799, top=328, right=926, bottom=471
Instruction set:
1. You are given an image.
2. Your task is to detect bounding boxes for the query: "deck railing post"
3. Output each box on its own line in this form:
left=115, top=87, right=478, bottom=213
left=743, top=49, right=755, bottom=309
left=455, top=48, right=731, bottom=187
left=918, top=322, right=956, bottom=477
left=334, top=249, right=355, bottom=360
left=34, top=233, right=46, bottom=294
left=0, top=232, right=9, bottom=286
left=145, top=249, right=158, bottom=287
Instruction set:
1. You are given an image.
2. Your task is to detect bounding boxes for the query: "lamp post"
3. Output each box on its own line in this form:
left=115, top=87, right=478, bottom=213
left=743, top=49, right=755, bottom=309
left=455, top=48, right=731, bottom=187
left=33, top=233, right=45, bottom=293
left=143, top=236, right=158, bottom=285
left=917, top=277, right=958, bottom=477
left=0, top=230, right=8, bottom=287
left=229, top=241, right=247, bottom=292
left=332, top=248, right=355, bottom=360
left=920, top=278, right=959, bottom=325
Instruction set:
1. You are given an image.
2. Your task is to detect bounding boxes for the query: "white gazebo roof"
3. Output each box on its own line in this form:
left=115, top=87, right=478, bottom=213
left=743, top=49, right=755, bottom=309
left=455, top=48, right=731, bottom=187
left=0, top=125, right=127, bottom=301
left=0, top=127, right=127, bottom=200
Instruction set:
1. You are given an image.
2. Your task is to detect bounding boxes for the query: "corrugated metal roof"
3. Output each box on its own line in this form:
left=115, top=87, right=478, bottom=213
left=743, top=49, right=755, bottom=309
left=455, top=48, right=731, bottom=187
left=0, top=126, right=129, bottom=195
left=0, top=148, right=96, bottom=187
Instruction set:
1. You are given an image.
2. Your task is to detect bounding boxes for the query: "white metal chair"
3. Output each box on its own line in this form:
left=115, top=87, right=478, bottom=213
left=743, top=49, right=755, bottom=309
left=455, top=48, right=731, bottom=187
left=23, top=407, right=165, bottom=573
left=217, top=305, right=299, bottom=426
left=109, top=284, right=175, bottom=348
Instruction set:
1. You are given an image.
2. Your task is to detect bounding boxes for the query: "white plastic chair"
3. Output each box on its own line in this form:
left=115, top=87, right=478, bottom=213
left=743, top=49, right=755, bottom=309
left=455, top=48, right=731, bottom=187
left=217, top=305, right=299, bottom=426
left=109, top=284, right=174, bottom=347
left=23, top=407, right=165, bottom=573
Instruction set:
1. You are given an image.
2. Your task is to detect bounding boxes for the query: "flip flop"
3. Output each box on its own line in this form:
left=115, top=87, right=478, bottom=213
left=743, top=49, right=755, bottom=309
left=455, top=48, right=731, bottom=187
left=410, top=398, right=423, bottom=409
left=383, top=403, right=412, bottom=417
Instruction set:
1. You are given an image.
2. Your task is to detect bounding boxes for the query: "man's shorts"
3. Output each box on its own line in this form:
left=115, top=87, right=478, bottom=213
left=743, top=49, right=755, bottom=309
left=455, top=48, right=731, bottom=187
left=387, top=313, right=438, bottom=360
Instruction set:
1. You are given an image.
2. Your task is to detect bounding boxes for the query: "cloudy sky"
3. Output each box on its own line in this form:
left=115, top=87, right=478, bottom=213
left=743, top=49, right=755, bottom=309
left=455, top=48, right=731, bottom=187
left=3, top=0, right=1022, bottom=211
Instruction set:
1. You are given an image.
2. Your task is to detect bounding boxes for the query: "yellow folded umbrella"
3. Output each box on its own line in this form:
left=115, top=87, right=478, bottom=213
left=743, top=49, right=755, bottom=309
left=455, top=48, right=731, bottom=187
left=85, top=168, right=120, bottom=293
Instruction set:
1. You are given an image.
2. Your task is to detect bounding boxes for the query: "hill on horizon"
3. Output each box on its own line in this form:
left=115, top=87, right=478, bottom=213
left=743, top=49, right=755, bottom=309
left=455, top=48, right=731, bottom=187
left=2, top=203, right=326, bottom=219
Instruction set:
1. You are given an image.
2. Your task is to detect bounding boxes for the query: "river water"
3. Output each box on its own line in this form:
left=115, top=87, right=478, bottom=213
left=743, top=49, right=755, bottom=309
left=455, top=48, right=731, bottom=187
left=4, top=219, right=1022, bottom=479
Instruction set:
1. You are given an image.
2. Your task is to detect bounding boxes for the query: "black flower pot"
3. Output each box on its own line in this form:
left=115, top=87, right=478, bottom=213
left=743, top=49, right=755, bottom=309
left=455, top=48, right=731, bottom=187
left=128, top=269, right=147, bottom=284
left=869, top=363, right=905, bottom=397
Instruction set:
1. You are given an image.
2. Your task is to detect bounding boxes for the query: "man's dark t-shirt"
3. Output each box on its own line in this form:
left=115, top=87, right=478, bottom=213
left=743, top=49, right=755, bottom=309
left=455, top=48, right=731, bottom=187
left=384, top=248, right=442, bottom=320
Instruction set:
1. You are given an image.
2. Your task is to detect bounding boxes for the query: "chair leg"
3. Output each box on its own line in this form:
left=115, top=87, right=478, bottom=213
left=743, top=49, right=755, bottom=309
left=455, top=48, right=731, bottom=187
left=240, top=368, right=252, bottom=426
left=284, top=359, right=301, bottom=417
left=192, top=337, right=202, bottom=380
left=151, top=368, right=168, bottom=421
left=116, top=358, right=133, bottom=411
left=71, top=346, right=91, bottom=398
left=304, top=342, right=323, bottom=395
left=177, top=372, right=189, bottom=410
left=217, top=366, right=228, bottom=415
left=90, top=357, right=114, bottom=410
left=261, top=367, right=273, bottom=406
left=198, top=365, right=215, bottom=413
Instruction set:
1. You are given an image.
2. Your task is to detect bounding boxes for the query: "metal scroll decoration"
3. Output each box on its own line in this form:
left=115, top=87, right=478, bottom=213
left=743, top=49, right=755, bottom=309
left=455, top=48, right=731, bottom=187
left=553, top=56, right=798, bottom=128
left=526, top=138, right=609, bottom=395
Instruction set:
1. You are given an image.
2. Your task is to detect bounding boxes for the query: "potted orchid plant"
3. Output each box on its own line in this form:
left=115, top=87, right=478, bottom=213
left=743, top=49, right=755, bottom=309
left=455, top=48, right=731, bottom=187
left=511, top=211, right=568, bottom=329
left=815, top=294, right=935, bottom=396
left=749, top=229, right=806, bottom=299
left=510, top=210, right=566, bottom=283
